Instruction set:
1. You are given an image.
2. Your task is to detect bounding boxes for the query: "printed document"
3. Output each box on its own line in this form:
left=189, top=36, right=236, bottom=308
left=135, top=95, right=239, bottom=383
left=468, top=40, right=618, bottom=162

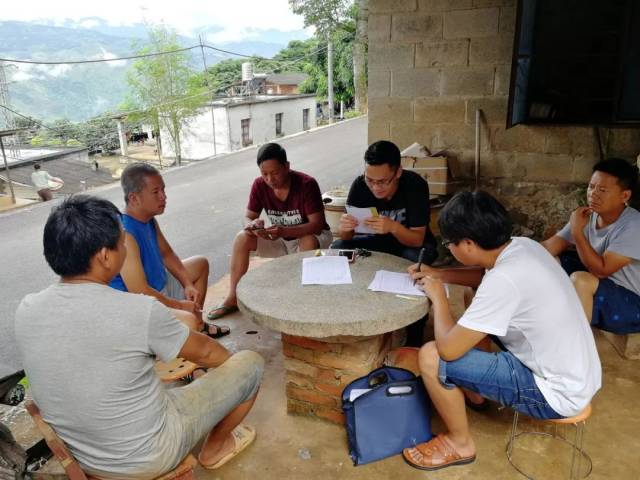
left=302, top=256, right=353, bottom=285
left=346, top=205, right=379, bottom=234
left=368, top=270, right=426, bottom=296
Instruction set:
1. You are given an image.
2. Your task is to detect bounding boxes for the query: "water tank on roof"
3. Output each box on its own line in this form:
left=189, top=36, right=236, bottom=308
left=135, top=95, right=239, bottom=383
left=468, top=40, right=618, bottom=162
left=241, top=62, right=254, bottom=82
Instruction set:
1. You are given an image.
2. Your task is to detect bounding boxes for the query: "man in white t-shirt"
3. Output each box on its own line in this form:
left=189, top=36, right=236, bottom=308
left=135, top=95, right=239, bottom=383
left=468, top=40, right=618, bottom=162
left=31, top=163, right=63, bottom=201
left=402, top=191, right=601, bottom=471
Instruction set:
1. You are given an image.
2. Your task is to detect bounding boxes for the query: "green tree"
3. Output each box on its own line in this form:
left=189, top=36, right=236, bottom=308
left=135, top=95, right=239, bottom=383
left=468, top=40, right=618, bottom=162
left=125, top=25, right=204, bottom=165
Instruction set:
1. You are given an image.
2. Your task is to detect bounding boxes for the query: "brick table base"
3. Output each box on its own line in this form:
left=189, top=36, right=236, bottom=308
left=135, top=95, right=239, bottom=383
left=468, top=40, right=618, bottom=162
left=282, top=333, right=392, bottom=424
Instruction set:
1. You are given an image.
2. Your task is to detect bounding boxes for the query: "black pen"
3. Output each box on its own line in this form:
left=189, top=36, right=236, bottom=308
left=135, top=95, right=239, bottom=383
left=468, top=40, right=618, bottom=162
left=413, top=247, right=426, bottom=285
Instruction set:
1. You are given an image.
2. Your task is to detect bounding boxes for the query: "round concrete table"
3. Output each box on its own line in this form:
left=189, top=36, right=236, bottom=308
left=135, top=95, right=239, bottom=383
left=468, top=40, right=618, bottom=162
left=237, top=250, right=429, bottom=423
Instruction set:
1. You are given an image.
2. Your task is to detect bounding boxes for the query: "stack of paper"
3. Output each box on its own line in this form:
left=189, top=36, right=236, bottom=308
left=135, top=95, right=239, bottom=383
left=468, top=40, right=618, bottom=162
left=346, top=205, right=379, bottom=234
left=368, top=270, right=426, bottom=296
left=302, top=256, right=353, bottom=285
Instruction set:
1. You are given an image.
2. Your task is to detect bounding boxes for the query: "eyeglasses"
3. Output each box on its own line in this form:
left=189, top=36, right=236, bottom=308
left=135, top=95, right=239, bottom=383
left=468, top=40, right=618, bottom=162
left=364, top=169, right=397, bottom=187
left=441, top=239, right=455, bottom=248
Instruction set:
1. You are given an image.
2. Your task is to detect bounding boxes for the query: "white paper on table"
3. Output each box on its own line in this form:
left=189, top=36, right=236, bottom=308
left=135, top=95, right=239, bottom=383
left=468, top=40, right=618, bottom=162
left=302, top=255, right=353, bottom=285
left=367, top=270, right=426, bottom=296
left=348, top=388, right=372, bottom=402
left=345, top=205, right=378, bottom=234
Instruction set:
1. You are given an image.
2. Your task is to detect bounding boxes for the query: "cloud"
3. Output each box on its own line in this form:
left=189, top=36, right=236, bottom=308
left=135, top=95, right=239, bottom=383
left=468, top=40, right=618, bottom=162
left=95, top=48, right=128, bottom=67
left=1, top=0, right=307, bottom=38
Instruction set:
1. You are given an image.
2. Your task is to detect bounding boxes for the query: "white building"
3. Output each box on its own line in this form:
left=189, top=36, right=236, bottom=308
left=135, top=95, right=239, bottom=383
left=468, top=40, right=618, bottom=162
left=160, top=94, right=317, bottom=160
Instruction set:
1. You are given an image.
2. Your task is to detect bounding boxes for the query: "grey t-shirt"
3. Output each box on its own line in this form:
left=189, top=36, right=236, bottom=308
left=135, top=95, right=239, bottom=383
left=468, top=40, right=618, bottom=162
left=557, top=207, right=640, bottom=296
left=14, top=282, right=189, bottom=474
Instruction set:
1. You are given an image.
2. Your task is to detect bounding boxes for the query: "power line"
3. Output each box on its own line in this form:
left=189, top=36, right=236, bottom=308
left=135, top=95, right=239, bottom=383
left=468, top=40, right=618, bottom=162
left=0, top=46, right=201, bottom=65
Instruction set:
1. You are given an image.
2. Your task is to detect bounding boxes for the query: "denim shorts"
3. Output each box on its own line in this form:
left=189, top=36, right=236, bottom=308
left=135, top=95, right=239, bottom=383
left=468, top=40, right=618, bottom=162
left=438, top=348, right=563, bottom=420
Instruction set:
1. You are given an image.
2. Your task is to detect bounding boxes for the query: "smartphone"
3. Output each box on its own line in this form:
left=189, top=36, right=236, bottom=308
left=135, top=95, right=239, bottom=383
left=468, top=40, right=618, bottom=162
left=338, top=249, right=356, bottom=263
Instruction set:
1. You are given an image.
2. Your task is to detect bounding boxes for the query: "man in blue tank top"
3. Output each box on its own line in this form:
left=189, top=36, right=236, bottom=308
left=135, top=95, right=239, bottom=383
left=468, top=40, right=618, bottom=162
left=110, top=163, right=226, bottom=337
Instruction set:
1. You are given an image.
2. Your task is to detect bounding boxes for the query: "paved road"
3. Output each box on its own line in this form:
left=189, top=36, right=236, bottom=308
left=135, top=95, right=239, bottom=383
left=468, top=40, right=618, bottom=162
left=0, top=117, right=367, bottom=376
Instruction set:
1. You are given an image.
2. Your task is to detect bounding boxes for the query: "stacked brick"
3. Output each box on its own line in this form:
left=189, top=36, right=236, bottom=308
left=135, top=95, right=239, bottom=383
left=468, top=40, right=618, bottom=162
left=282, top=334, right=391, bottom=424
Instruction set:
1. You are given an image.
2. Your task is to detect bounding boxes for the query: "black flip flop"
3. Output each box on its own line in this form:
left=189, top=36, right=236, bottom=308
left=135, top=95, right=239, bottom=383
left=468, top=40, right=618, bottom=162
left=201, top=323, right=231, bottom=339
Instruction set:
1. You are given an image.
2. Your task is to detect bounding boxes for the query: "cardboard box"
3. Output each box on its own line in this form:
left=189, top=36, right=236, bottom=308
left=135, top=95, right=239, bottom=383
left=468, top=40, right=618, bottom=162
left=402, top=155, right=453, bottom=193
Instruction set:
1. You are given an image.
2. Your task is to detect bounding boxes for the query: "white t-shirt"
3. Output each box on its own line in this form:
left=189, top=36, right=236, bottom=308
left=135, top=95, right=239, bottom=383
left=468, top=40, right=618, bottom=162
left=31, top=170, right=53, bottom=189
left=458, top=237, right=601, bottom=417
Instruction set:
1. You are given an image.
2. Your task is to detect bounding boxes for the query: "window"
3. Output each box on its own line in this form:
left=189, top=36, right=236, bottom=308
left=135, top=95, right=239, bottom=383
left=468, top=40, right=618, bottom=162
left=241, top=119, right=251, bottom=146
left=275, top=113, right=283, bottom=136
left=303, top=108, right=310, bottom=131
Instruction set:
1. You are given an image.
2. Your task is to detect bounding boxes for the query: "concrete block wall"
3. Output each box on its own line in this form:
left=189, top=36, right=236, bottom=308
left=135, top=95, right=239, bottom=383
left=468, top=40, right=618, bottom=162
left=367, top=0, right=640, bottom=236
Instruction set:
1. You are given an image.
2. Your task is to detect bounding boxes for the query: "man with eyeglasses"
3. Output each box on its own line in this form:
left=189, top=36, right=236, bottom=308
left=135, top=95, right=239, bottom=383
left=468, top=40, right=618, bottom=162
left=331, top=140, right=437, bottom=263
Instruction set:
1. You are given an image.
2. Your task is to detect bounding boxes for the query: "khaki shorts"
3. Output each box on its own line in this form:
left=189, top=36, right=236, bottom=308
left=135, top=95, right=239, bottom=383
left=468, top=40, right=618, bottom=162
left=89, top=351, right=264, bottom=479
left=256, top=229, right=333, bottom=258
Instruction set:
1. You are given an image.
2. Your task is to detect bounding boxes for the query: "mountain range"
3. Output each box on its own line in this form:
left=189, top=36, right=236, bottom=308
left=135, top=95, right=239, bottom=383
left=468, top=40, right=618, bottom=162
left=0, top=20, right=309, bottom=122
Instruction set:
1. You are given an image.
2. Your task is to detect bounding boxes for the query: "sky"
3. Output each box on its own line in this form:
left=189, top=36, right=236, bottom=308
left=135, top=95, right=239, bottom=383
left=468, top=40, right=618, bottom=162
left=1, top=0, right=312, bottom=43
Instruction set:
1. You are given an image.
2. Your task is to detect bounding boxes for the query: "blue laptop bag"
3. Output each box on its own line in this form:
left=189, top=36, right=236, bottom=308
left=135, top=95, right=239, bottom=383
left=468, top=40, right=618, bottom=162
left=341, top=366, right=432, bottom=465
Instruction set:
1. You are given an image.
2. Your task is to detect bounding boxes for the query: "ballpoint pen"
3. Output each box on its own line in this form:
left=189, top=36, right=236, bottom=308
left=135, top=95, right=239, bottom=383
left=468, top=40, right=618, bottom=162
left=413, top=247, right=426, bottom=286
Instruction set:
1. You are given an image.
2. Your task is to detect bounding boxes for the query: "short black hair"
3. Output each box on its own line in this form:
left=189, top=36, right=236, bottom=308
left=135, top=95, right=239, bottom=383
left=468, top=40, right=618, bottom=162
left=33, top=163, right=41, bottom=170
left=257, top=143, right=288, bottom=166
left=43, top=195, right=121, bottom=277
left=121, top=163, right=161, bottom=204
left=593, top=157, right=639, bottom=192
left=364, top=140, right=401, bottom=168
left=439, top=191, right=512, bottom=250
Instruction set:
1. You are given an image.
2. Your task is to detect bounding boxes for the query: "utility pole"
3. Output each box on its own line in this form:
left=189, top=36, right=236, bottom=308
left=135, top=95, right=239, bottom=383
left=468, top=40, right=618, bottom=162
left=199, top=35, right=217, bottom=156
left=0, top=130, right=20, bottom=205
left=327, top=39, right=334, bottom=123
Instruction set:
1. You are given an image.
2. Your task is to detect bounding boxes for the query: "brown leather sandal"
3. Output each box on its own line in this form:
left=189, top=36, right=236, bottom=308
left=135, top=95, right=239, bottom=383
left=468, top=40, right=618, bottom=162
left=402, top=434, right=476, bottom=471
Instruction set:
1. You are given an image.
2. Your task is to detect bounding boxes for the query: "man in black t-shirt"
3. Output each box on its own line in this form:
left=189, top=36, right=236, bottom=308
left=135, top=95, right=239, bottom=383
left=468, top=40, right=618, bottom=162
left=331, top=140, right=437, bottom=263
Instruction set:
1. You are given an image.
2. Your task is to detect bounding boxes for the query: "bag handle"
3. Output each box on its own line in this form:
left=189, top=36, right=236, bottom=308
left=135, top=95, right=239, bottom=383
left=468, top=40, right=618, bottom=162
left=367, top=369, right=389, bottom=388
left=386, top=382, right=415, bottom=397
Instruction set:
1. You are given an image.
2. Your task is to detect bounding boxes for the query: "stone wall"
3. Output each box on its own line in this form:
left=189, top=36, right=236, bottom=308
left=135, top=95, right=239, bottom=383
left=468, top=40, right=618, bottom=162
left=367, top=0, right=640, bottom=237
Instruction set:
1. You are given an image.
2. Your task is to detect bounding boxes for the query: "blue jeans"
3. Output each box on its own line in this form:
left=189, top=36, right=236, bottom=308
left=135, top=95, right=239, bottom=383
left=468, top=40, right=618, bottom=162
left=438, top=349, right=562, bottom=420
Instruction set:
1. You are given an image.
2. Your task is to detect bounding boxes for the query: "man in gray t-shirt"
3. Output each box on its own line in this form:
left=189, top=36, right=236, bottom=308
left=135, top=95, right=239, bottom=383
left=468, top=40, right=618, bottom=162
left=15, top=196, right=264, bottom=478
left=543, top=158, right=640, bottom=334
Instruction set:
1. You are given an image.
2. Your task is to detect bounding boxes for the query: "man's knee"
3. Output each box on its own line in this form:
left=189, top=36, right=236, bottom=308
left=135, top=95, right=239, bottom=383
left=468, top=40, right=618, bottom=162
left=570, top=271, right=599, bottom=295
left=234, top=230, right=257, bottom=251
left=298, top=234, right=319, bottom=251
left=232, top=350, right=264, bottom=398
left=187, top=255, right=209, bottom=277
left=330, top=238, right=349, bottom=249
left=418, top=341, right=440, bottom=379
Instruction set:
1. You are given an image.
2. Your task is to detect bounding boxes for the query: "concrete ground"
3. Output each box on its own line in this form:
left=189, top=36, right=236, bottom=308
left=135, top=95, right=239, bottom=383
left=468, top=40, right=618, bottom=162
left=190, top=261, right=639, bottom=480
left=3, top=258, right=638, bottom=479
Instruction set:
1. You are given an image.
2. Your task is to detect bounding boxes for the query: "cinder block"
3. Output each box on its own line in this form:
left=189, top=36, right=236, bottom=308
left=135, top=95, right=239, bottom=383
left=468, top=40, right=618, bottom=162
left=491, top=125, right=546, bottom=153
left=392, top=13, right=443, bottom=42
left=439, top=123, right=486, bottom=151
left=444, top=8, right=500, bottom=39
left=370, top=0, right=417, bottom=13
left=441, top=67, right=494, bottom=96
left=516, top=152, right=574, bottom=181
left=544, top=127, right=598, bottom=157
left=368, top=14, right=392, bottom=43
left=608, top=128, right=640, bottom=157
left=473, top=0, right=516, bottom=6
left=369, top=97, right=413, bottom=122
left=419, top=0, right=473, bottom=12
left=368, top=68, right=391, bottom=97
left=494, top=65, right=512, bottom=95
left=391, top=68, right=441, bottom=97
left=368, top=121, right=391, bottom=142
left=416, top=40, right=469, bottom=67
left=480, top=151, right=526, bottom=178
left=368, top=44, right=415, bottom=69
left=390, top=122, right=441, bottom=151
left=500, top=6, right=517, bottom=33
left=466, top=97, right=508, bottom=125
left=571, top=155, right=597, bottom=182
left=415, top=98, right=466, bottom=123
left=469, top=35, right=513, bottom=65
